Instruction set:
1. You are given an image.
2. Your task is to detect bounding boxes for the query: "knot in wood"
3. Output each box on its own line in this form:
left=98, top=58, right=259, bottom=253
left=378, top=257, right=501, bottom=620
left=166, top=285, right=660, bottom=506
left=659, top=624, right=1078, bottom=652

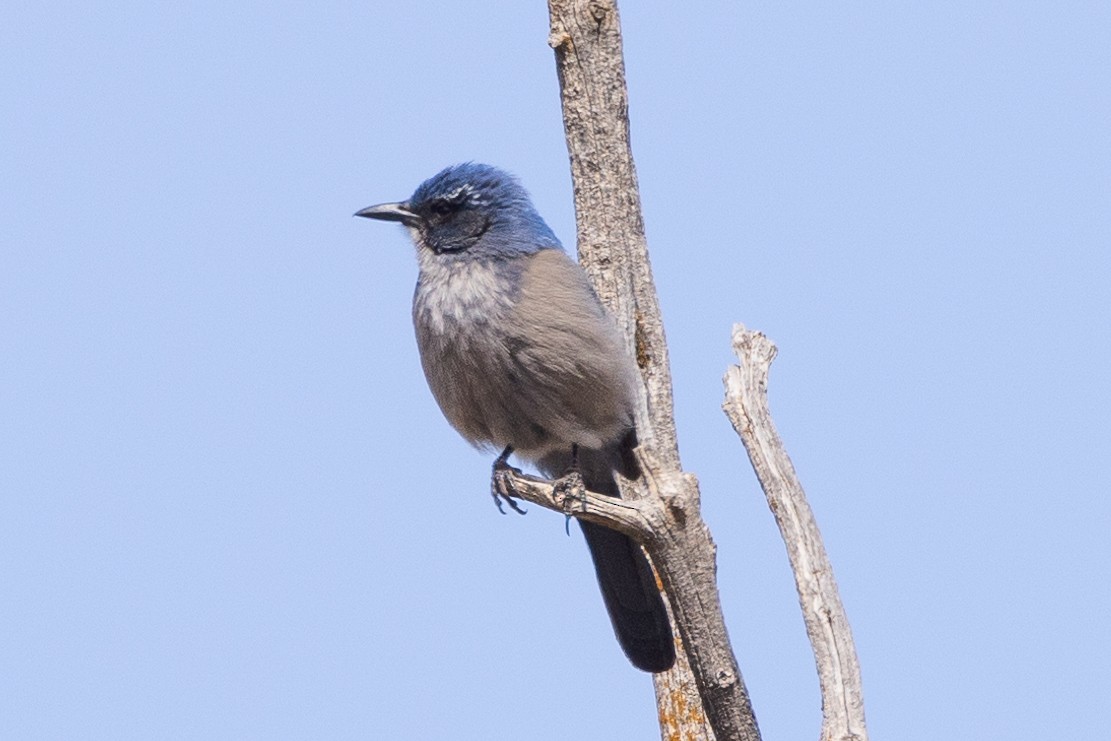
left=547, top=30, right=572, bottom=50
left=714, top=667, right=738, bottom=689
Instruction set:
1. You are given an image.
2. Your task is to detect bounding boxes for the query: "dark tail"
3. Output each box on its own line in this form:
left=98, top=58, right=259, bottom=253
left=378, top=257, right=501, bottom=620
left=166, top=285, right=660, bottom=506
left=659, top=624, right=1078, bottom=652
left=580, top=517, right=675, bottom=672
left=542, top=438, right=676, bottom=673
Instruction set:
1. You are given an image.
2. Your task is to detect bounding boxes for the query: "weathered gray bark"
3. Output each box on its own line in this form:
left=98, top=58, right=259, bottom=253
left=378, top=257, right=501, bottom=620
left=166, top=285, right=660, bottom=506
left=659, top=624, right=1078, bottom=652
left=723, top=326, right=869, bottom=741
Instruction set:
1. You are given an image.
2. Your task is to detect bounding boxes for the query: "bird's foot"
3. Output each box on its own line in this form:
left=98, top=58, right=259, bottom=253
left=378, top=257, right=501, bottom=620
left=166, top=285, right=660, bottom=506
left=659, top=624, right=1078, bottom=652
left=552, top=468, right=587, bottom=515
left=491, top=447, right=527, bottom=515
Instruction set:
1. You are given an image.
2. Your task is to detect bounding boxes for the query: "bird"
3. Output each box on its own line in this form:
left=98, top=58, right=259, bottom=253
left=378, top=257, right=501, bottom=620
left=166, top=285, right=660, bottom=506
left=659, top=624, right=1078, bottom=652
left=355, top=163, right=675, bottom=673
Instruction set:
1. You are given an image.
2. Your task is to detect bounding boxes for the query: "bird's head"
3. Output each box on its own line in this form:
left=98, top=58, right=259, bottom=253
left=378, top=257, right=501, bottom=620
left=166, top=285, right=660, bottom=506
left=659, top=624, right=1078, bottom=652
left=356, top=163, right=561, bottom=258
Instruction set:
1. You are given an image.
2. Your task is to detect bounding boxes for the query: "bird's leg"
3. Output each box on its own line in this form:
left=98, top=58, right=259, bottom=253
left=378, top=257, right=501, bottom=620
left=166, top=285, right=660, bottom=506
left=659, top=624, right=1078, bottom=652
left=491, top=445, right=527, bottom=515
left=563, top=443, right=581, bottom=534
left=554, top=443, right=587, bottom=516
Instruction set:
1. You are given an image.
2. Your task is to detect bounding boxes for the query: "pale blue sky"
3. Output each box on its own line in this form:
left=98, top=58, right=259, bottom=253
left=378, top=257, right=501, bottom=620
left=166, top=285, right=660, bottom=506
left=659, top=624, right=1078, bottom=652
left=2, top=2, right=1108, bottom=739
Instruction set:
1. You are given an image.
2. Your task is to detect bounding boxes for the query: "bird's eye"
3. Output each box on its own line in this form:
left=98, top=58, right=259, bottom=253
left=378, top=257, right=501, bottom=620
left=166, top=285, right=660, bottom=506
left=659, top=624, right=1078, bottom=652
left=430, top=199, right=455, bottom=216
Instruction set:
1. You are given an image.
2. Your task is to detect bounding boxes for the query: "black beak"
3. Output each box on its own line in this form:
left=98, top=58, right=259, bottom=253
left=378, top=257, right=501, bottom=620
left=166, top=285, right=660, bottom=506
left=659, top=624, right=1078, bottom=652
left=354, top=201, right=422, bottom=227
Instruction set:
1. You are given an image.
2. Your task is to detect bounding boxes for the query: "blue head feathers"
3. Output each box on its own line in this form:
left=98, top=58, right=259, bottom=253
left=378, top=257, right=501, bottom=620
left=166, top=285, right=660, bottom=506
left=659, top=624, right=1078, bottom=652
left=356, top=163, right=561, bottom=258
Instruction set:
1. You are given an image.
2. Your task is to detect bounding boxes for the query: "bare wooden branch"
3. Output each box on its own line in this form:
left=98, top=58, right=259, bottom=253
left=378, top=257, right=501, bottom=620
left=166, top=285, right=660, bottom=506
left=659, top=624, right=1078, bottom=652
left=495, top=467, right=654, bottom=539
left=722, top=324, right=869, bottom=741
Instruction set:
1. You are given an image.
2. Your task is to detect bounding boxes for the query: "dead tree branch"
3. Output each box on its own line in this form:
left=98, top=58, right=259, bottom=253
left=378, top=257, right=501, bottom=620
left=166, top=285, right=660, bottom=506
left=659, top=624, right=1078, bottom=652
left=723, top=325, right=869, bottom=741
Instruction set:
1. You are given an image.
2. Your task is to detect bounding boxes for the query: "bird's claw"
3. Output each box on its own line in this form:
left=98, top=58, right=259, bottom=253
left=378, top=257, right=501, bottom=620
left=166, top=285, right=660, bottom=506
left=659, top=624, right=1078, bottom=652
left=491, top=461, right=527, bottom=515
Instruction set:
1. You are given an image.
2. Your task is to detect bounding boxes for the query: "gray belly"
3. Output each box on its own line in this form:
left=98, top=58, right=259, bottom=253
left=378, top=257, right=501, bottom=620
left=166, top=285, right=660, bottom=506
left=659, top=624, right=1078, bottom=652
left=416, top=325, right=555, bottom=455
